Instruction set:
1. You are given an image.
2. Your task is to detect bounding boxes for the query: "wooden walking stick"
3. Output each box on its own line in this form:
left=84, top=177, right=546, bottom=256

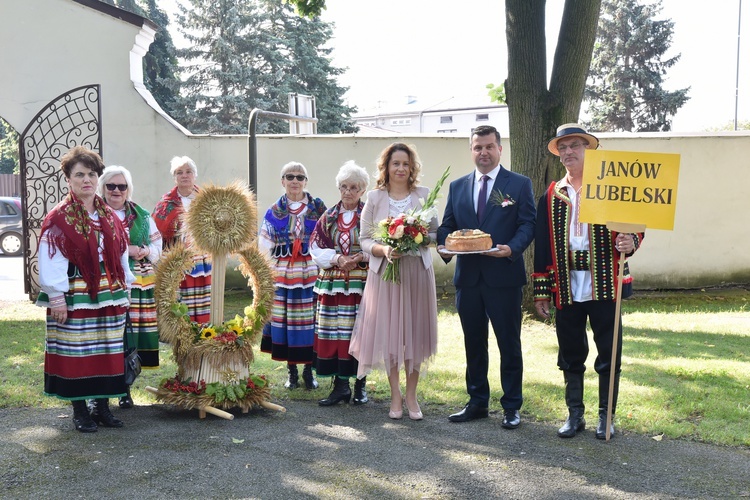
left=606, top=222, right=645, bottom=441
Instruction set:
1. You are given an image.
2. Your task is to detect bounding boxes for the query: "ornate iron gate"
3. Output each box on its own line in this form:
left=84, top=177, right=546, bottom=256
left=20, top=84, right=102, bottom=299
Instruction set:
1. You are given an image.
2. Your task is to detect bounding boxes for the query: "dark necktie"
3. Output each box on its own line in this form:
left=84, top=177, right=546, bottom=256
left=477, top=174, right=489, bottom=221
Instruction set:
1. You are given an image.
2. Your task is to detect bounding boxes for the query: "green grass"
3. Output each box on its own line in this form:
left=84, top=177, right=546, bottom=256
left=3, top=287, right=748, bottom=447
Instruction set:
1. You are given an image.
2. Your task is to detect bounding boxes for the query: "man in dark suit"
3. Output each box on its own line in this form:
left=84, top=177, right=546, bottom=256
left=437, top=125, right=535, bottom=428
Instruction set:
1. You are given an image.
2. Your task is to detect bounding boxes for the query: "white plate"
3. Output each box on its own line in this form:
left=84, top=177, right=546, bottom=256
left=438, top=247, right=500, bottom=256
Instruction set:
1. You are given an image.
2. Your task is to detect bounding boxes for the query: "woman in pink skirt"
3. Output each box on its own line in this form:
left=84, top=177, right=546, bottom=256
left=349, top=143, right=438, bottom=420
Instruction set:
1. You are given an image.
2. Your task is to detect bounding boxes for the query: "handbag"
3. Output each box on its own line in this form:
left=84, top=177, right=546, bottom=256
left=123, top=312, right=142, bottom=386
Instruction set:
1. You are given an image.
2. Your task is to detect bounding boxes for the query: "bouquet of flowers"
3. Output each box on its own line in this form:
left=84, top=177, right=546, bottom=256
left=375, top=166, right=451, bottom=284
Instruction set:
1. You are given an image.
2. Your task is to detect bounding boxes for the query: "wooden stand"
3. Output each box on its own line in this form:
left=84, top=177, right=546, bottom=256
left=605, top=221, right=646, bottom=441
left=209, top=253, right=227, bottom=325
left=145, top=386, right=235, bottom=420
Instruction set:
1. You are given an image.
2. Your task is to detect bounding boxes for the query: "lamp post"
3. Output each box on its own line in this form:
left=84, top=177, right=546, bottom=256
left=735, top=0, right=743, bottom=131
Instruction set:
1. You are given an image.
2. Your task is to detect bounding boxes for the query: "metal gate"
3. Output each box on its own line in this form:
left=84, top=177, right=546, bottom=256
left=20, top=84, right=102, bottom=299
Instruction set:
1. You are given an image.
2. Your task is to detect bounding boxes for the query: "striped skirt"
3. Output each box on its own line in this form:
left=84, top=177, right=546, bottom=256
left=179, top=253, right=212, bottom=325
left=260, top=253, right=318, bottom=363
left=260, top=285, right=317, bottom=363
left=313, top=292, right=362, bottom=378
left=130, top=260, right=159, bottom=367
left=38, top=271, right=129, bottom=401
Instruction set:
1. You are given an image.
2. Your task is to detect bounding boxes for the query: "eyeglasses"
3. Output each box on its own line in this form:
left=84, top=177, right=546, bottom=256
left=557, top=142, right=586, bottom=153
left=339, top=185, right=360, bottom=193
left=284, top=174, right=307, bottom=182
left=105, top=183, right=128, bottom=192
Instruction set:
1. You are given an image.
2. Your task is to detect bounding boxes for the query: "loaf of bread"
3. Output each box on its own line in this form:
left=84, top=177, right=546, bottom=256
left=445, top=229, right=493, bottom=252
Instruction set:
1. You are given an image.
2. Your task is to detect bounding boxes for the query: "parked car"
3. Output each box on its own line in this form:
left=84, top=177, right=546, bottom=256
left=0, top=197, right=23, bottom=257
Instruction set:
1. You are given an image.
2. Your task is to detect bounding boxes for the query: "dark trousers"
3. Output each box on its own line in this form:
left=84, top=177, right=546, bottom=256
left=456, top=283, right=523, bottom=410
left=555, top=300, right=623, bottom=376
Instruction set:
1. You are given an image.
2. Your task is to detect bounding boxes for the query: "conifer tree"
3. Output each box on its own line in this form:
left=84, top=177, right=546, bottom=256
left=99, top=0, right=183, bottom=121
left=585, top=0, right=689, bottom=132
left=175, top=0, right=355, bottom=134
left=142, top=0, right=182, bottom=119
left=0, top=118, right=19, bottom=175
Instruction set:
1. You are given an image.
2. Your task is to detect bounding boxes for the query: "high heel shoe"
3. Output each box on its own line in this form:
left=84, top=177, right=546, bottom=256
left=406, top=400, right=423, bottom=421
left=389, top=392, right=403, bottom=419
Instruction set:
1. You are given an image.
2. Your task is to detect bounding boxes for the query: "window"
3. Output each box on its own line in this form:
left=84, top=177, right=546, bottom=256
left=440, top=116, right=453, bottom=124
left=437, top=129, right=457, bottom=134
left=476, top=113, right=489, bottom=121
left=390, top=118, right=412, bottom=126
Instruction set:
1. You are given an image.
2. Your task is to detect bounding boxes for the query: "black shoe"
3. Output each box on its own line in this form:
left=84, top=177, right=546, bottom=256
left=318, top=377, right=351, bottom=406
left=448, top=403, right=489, bottom=423
left=596, top=411, right=615, bottom=440
left=558, top=408, right=585, bottom=438
left=90, top=399, right=124, bottom=428
left=302, top=364, right=318, bottom=390
left=72, top=400, right=97, bottom=433
left=352, top=376, right=368, bottom=405
left=119, top=388, right=134, bottom=409
left=284, top=363, right=299, bottom=389
left=501, top=409, right=521, bottom=429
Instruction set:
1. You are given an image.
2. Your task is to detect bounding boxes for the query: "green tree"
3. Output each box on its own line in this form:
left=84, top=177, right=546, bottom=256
left=707, top=120, right=750, bottom=131
left=175, top=0, right=355, bottom=134
left=584, top=0, right=689, bottom=132
left=99, top=0, right=183, bottom=121
left=288, top=0, right=603, bottom=308
left=288, top=0, right=601, bottom=191
left=0, top=118, right=20, bottom=175
left=142, top=0, right=183, bottom=118
left=486, top=83, right=506, bottom=104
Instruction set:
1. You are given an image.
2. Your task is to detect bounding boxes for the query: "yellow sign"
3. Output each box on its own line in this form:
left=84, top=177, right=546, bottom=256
left=579, top=150, right=680, bottom=231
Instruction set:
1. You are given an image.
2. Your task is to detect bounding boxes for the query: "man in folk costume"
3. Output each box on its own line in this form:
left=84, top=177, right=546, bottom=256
left=533, top=124, right=644, bottom=440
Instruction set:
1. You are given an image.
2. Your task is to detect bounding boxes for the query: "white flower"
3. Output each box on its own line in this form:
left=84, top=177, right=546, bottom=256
left=392, top=225, right=405, bottom=239
left=406, top=216, right=416, bottom=224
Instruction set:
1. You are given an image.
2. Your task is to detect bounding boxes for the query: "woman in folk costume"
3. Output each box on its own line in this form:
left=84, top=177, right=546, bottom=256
left=259, top=161, right=327, bottom=390
left=310, top=161, right=370, bottom=406
left=98, top=165, right=163, bottom=409
left=37, top=146, right=134, bottom=433
left=349, top=143, right=439, bottom=421
left=152, top=156, right=211, bottom=324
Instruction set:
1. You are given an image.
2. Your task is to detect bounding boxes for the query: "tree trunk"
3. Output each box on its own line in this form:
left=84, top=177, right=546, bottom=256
left=505, top=0, right=601, bottom=311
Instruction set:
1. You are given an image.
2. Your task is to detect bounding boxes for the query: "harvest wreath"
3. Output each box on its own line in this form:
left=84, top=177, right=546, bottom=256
left=147, top=182, right=282, bottom=416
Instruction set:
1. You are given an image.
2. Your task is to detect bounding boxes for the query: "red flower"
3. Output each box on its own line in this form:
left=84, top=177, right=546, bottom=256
left=388, top=217, right=404, bottom=236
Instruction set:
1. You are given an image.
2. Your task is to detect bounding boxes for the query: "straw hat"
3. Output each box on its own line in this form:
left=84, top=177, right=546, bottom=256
left=547, top=123, right=599, bottom=156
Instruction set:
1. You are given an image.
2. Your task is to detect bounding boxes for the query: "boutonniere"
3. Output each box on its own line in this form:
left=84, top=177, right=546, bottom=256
left=490, top=190, right=516, bottom=207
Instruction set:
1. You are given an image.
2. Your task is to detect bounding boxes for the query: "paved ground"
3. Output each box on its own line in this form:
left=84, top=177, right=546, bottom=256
left=3, top=257, right=749, bottom=498
left=1, top=400, right=749, bottom=499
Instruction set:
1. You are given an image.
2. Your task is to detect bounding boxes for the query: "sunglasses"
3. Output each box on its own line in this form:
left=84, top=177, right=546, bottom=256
left=105, top=183, right=128, bottom=192
left=284, top=174, right=307, bottom=182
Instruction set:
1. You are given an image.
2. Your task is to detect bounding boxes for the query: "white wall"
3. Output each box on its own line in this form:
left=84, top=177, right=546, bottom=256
left=3, top=0, right=749, bottom=289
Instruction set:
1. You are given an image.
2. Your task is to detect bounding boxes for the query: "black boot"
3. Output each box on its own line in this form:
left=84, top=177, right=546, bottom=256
left=596, top=372, right=620, bottom=440
left=353, top=376, right=368, bottom=405
left=302, top=364, right=319, bottom=390
left=284, top=363, right=299, bottom=389
left=558, top=372, right=586, bottom=438
left=119, top=387, right=134, bottom=409
left=90, top=399, right=124, bottom=428
left=72, top=400, right=97, bottom=433
left=318, top=377, right=351, bottom=406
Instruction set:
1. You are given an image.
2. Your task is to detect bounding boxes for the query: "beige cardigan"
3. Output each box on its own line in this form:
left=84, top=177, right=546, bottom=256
left=359, top=186, right=437, bottom=274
